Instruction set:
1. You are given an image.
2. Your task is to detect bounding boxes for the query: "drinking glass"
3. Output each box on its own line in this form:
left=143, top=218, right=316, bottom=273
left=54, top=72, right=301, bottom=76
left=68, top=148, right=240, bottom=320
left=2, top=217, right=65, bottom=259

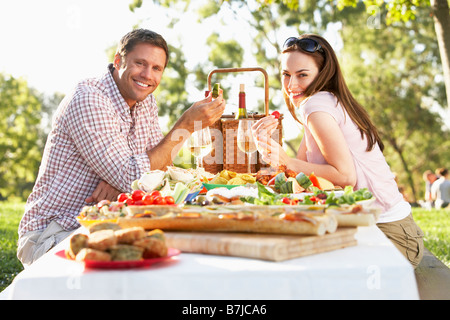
left=187, top=127, right=212, bottom=169
left=237, top=119, right=257, bottom=173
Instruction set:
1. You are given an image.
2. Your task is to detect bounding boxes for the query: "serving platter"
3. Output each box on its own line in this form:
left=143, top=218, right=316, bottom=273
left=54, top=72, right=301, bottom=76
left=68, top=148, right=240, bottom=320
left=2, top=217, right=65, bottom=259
left=55, top=248, right=180, bottom=269
left=76, top=217, right=118, bottom=228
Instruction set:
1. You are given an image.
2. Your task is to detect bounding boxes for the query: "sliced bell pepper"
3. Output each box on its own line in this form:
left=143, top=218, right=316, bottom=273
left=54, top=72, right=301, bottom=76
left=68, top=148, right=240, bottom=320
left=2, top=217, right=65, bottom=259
left=309, top=172, right=321, bottom=189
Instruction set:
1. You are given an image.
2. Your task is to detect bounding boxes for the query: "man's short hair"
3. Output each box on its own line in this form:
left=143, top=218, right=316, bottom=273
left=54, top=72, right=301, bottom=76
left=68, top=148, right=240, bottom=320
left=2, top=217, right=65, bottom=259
left=116, top=29, right=169, bottom=67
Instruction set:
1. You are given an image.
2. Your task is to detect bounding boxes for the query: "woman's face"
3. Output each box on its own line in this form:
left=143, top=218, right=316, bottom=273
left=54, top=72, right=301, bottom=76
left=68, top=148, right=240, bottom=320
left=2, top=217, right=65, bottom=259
left=281, top=51, right=319, bottom=106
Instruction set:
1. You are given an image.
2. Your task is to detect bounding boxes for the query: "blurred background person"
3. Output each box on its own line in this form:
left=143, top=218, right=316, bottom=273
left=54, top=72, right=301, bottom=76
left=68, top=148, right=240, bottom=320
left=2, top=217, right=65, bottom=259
left=422, top=170, right=438, bottom=208
left=431, top=168, right=450, bottom=209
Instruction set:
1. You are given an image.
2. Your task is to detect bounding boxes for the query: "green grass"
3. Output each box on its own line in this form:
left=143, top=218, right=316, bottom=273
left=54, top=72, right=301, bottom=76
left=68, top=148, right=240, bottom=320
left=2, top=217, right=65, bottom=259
left=412, top=207, right=450, bottom=267
left=0, top=202, right=25, bottom=292
left=0, top=202, right=448, bottom=293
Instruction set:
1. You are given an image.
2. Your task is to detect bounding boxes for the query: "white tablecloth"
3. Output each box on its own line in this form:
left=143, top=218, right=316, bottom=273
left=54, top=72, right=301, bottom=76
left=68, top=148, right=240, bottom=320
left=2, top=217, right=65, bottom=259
left=1, top=226, right=419, bottom=300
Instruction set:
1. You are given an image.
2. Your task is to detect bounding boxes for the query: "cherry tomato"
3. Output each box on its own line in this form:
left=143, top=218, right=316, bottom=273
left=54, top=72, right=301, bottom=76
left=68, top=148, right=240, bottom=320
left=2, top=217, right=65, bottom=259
left=164, top=196, right=175, bottom=205
left=154, top=196, right=167, bottom=205
left=131, top=190, right=146, bottom=201
left=117, top=193, right=130, bottom=203
left=150, top=190, right=161, bottom=198
left=123, top=198, right=135, bottom=206
left=134, top=200, right=144, bottom=206
left=282, top=197, right=291, bottom=205
left=271, top=111, right=281, bottom=119
left=142, top=194, right=154, bottom=205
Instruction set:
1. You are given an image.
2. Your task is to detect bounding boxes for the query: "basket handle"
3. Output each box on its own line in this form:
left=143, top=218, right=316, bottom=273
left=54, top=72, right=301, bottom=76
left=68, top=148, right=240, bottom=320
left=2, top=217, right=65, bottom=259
left=207, top=67, right=269, bottom=116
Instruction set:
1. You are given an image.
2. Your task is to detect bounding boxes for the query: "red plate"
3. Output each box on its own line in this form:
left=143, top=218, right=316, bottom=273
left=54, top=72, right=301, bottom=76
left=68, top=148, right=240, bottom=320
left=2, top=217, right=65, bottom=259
left=55, top=248, right=180, bottom=269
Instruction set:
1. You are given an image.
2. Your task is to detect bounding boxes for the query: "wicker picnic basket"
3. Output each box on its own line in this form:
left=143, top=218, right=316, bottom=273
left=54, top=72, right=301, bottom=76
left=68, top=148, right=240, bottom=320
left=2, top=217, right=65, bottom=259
left=202, top=67, right=283, bottom=174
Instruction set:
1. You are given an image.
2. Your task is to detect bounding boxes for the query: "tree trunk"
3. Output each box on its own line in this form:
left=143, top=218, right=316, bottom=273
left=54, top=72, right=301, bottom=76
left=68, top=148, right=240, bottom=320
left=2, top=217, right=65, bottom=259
left=430, top=0, right=450, bottom=110
left=387, top=136, right=418, bottom=202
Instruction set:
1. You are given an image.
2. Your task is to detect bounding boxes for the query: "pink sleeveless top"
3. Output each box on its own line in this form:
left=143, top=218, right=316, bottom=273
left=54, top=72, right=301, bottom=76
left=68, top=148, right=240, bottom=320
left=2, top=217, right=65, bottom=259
left=297, top=92, right=410, bottom=223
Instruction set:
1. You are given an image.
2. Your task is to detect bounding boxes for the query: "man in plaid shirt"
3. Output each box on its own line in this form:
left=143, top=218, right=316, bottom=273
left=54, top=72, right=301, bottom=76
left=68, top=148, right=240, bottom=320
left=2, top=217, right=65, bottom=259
left=17, top=29, right=226, bottom=266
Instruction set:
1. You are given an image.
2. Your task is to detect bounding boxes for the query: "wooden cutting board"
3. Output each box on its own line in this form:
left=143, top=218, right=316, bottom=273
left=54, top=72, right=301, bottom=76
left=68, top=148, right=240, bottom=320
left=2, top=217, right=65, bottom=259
left=164, top=228, right=357, bottom=262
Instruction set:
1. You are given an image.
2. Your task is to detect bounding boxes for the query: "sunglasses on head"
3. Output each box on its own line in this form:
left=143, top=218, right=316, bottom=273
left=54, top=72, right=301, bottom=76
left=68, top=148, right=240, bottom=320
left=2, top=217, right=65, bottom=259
left=283, top=37, right=324, bottom=54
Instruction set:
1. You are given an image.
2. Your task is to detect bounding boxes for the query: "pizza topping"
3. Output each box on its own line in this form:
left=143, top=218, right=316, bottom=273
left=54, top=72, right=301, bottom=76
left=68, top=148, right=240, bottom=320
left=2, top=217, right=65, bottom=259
left=217, top=212, right=257, bottom=221
left=134, top=212, right=156, bottom=218
left=279, top=213, right=317, bottom=225
left=348, top=204, right=363, bottom=214
left=176, top=212, right=202, bottom=219
left=218, top=213, right=237, bottom=220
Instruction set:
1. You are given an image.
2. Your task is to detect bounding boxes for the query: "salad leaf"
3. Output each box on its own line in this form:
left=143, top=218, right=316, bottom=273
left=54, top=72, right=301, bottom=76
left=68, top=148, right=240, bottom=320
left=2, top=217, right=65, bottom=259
left=325, top=187, right=373, bottom=205
left=240, top=182, right=286, bottom=205
left=240, top=182, right=373, bottom=207
left=257, top=182, right=275, bottom=198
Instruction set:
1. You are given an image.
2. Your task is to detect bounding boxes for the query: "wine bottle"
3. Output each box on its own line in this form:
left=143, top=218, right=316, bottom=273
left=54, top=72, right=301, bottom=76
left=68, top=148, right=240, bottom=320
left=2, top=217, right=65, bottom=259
left=235, top=83, right=248, bottom=119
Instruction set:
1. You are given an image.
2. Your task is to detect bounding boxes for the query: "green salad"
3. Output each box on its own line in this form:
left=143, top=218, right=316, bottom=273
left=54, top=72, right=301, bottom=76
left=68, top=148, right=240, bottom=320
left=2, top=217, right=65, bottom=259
left=241, top=183, right=373, bottom=207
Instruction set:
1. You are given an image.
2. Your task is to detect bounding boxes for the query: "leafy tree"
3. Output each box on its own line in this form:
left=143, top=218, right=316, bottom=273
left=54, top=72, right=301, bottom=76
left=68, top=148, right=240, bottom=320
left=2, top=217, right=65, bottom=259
left=0, top=75, right=43, bottom=200
left=336, top=0, right=450, bottom=110
left=0, top=74, right=63, bottom=200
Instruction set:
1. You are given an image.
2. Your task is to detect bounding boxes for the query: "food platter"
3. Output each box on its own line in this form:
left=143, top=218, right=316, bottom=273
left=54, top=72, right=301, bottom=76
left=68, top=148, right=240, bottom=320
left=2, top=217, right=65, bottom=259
left=72, top=166, right=384, bottom=261
left=55, top=248, right=180, bottom=269
left=77, top=166, right=380, bottom=240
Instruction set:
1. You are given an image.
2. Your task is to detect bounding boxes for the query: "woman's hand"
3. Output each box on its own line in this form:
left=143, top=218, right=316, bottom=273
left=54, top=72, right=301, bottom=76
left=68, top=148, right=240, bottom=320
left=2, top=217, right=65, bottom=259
left=254, top=137, right=290, bottom=167
left=252, top=115, right=279, bottom=139
left=251, top=115, right=288, bottom=166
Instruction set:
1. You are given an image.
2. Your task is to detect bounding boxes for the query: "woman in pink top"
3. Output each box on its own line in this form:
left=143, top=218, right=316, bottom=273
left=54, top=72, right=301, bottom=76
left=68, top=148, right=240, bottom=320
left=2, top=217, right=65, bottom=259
left=254, top=34, right=424, bottom=268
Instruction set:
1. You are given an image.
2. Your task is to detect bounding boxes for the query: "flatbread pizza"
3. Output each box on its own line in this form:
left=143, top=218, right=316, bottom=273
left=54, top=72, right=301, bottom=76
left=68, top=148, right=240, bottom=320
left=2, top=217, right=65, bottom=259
left=118, top=205, right=337, bottom=236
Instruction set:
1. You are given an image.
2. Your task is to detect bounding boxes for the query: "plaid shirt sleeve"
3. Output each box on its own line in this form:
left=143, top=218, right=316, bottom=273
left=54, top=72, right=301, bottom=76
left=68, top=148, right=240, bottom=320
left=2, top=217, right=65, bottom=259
left=64, top=90, right=153, bottom=193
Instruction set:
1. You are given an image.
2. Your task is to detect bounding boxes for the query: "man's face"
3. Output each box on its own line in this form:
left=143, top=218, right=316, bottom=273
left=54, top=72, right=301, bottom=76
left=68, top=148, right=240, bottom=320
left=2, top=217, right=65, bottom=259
left=113, top=42, right=166, bottom=107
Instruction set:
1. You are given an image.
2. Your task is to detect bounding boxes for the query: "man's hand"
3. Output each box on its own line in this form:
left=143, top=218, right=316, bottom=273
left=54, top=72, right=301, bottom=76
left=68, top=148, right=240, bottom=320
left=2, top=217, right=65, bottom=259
left=144, top=91, right=226, bottom=170
left=85, top=180, right=122, bottom=204
left=179, top=91, right=226, bottom=132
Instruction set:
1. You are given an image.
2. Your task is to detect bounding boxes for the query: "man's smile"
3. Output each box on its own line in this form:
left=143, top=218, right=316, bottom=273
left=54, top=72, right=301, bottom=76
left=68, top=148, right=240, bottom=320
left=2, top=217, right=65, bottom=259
left=134, top=80, right=151, bottom=88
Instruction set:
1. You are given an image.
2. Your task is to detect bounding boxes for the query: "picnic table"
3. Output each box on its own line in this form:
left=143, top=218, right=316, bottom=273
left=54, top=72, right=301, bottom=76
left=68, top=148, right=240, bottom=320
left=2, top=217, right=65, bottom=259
left=1, top=225, right=419, bottom=300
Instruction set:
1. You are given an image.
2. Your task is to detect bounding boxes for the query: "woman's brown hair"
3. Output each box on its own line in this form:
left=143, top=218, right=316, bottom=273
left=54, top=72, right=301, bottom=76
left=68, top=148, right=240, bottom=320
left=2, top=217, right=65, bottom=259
left=282, top=34, right=384, bottom=152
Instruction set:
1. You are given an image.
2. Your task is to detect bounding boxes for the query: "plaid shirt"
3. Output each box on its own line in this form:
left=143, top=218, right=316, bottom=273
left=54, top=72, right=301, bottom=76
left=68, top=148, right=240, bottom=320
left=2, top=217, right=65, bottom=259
left=19, top=64, right=164, bottom=237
